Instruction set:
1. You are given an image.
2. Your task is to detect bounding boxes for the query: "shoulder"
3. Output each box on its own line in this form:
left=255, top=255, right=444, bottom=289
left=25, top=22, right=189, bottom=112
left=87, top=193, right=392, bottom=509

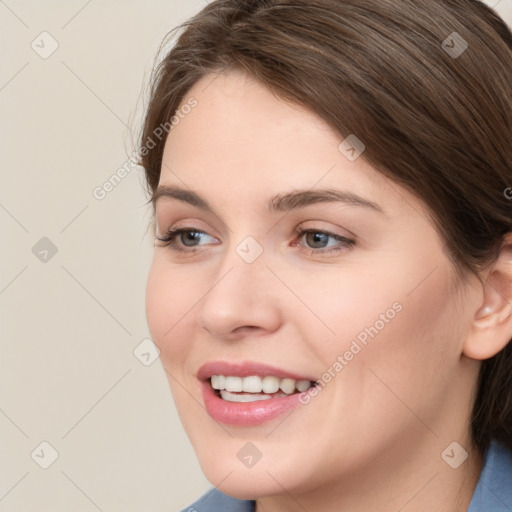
left=178, top=487, right=255, bottom=512
left=467, top=440, right=512, bottom=512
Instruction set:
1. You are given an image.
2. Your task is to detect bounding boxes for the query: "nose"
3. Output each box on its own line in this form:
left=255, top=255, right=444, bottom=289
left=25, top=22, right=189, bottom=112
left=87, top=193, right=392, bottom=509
left=197, top=248, right=282, bottom=341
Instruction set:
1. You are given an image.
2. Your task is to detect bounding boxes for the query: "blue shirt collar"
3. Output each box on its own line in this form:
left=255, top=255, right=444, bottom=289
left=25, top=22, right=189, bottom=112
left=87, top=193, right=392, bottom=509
left=467, top=440, right=512, bottom=512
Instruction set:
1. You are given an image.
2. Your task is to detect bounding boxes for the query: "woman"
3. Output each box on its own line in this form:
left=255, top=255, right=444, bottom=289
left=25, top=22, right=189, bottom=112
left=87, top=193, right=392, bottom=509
left=141, top=0, right=512, bottom=510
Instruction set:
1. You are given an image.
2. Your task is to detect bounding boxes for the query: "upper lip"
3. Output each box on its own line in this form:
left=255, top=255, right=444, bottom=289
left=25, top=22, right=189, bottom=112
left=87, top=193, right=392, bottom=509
left=197, top=361, right=317, bottom=382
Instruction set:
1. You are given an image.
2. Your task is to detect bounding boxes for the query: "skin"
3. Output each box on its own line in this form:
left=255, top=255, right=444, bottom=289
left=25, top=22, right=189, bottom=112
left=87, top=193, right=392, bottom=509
left=145, top=70, right=512, bottom=512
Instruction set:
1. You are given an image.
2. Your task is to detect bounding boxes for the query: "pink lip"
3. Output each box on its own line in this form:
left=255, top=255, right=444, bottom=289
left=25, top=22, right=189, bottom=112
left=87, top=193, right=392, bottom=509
left=196, top=360, right=317, bottom=382
left=201, top=380, right=310, bottom=426
left=197, top=361, right=318, bottom=426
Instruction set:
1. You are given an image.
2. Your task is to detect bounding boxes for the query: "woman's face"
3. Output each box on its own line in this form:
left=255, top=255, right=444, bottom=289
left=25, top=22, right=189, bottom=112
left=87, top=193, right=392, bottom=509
left=146, top=71, right=482, bottom=500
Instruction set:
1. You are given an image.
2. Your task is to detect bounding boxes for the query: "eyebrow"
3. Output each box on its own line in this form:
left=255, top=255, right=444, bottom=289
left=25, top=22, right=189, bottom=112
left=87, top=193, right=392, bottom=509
left=151, top=185, right=385, bottom=215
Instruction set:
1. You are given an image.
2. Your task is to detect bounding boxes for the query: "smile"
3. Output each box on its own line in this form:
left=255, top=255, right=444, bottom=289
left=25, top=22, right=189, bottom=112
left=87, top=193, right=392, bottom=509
left=211, top=375, right=315, bottom=402
left=197, top=361, right=320, bottom=425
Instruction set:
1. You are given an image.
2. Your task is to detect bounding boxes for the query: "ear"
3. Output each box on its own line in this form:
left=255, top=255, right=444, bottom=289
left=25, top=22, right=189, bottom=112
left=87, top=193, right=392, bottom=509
left=463, top=233, right=512, bottom=360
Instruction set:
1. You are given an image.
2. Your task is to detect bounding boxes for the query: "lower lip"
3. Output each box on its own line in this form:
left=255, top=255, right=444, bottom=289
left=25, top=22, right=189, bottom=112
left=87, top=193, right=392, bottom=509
left=201, top=380, right=310, bottom=426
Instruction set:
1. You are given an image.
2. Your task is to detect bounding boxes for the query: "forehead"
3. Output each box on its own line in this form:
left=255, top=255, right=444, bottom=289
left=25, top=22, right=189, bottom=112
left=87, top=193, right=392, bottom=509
left=164, top=72, right=364, bottom=180
left=166, top=70, right=335, bottom=156
left=159, top=71, right=429, bottom=222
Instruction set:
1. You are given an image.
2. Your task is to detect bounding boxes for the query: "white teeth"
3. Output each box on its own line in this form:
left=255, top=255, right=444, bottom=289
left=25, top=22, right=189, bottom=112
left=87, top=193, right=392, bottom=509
left=296, top=379, right=312, bottom=392
left=262, top=376, right=280, bottom=393
left=211, top=375, right=225, bottom=390
left=220, top=390, right=273, bottom=402
left=225, top=376, right=243, bottom=392
left=279, top=378, right=296, bottom=395
left=211, top=375, right=315, bottom=396
left=242, top=376, right=263, bottom=392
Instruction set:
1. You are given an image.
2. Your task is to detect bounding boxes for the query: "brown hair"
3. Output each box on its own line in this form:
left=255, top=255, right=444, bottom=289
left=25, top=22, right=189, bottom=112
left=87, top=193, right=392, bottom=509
left=139, top=0, right=512, bottom=454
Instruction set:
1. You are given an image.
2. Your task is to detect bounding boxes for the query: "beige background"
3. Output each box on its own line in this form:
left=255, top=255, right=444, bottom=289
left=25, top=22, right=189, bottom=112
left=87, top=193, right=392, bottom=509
left=1, top=1, right=511, bottom=511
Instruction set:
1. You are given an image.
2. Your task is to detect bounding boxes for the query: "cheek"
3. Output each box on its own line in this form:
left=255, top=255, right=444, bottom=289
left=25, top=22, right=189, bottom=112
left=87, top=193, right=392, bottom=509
left=333, top=263, right=464, bottom=429
left=145, top=257, right=199, bottom=364
left=145, top=259, right=170, bottom=345
left=279, top=263, right=404, bottom=362
left=302, top=254, right=463, bottom=399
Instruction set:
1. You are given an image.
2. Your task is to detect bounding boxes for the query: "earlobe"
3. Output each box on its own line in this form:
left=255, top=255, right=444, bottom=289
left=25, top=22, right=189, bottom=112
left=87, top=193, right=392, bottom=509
left=463, top=234, right=512, bottom=360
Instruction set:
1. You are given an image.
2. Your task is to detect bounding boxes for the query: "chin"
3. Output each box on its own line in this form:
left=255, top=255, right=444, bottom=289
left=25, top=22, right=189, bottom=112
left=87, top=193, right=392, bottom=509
left=197, top=450, right=313, bottom=500
left=203, top=468, right=284, bottom=501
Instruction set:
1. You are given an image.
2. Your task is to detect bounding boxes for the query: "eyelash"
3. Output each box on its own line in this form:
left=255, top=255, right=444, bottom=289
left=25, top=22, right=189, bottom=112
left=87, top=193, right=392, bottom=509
left=155, top=226, right=355, bottom=257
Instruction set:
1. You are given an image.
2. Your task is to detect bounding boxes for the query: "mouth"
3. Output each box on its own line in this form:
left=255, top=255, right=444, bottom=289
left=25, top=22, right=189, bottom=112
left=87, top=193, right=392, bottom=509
left=209, top=375, right=318, bottom=403
left=197, top=361, right=320, bottom=425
